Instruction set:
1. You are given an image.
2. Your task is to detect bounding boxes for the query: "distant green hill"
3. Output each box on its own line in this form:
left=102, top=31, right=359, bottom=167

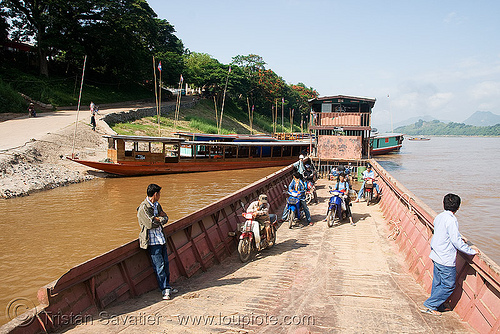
left=395, top=119, right=500, bottom=136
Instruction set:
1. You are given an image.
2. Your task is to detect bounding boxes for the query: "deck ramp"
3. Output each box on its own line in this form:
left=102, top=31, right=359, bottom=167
left=57, top=179, right=474, bottom=333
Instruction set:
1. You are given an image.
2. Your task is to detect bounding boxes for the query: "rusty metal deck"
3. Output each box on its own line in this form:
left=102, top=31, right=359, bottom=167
left=55, top=180, right=475, bottom=333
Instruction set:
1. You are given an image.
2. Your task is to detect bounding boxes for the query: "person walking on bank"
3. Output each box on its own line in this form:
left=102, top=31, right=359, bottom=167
left=137, top=183, right=178, bottom=300
left=421, top=193, right=479, bottom=316
left=89, top=101, right=99, bottom=131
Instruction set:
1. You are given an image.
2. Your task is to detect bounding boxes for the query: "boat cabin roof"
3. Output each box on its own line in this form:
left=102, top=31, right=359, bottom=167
left=103, top=134, right=185, bottom=143
left=183, top=140, right=309, bottom=147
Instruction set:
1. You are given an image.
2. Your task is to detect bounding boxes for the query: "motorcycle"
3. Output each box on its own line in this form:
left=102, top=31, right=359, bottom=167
left=363, top=177, right=375, bottom=206
left=284, top=189, right=306, bottom=229
left=237, top=211, right=277, bottom=262
left=326, top=187, right=348, bottom=227
left=305, top=180, right=317, bottom=205
left=28, top=105, right=36, bottom=117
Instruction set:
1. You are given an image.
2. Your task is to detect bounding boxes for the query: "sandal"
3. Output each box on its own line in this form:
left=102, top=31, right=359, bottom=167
left=420, top=308, right=441, bottom=316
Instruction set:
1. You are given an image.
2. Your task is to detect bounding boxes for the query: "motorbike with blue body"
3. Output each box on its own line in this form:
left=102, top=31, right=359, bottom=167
left=326, top=187, right=348, bottom=227
left=284, top=189, right=306, bottom=228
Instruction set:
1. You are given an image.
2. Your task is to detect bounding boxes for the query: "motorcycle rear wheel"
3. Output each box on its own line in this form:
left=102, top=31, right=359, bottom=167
left=268, top=227, right=277, bottom=248
left=238, top=238, right=252, bottom=262
left=305, top=192, right=313, bottom=205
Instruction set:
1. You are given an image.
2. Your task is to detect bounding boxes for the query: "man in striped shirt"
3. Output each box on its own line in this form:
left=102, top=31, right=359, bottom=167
left=137, top=184, right=178, bottom=300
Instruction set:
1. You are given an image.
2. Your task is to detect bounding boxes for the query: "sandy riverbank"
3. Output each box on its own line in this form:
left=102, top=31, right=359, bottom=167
left=0, top=121, right=108, bottom=199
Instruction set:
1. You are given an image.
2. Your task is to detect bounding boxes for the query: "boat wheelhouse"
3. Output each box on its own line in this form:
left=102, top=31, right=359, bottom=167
left=69, top=134, right=310, bottom=176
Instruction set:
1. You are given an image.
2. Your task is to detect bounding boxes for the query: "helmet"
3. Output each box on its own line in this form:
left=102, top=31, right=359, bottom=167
left=299, top=154, right=305, bottom=159
left=366, top=163, right=372, bottom=168
left=258, top=194, right=268, bottom=203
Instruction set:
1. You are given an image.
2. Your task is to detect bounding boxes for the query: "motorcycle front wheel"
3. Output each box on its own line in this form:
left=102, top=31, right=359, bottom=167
left=238, top=238, right=253, bottom=262
left=366, top=191, right=373, bottom=206
left=288, top=210, right=295, bottom=229
left=327, top=210, right=334, bottom=227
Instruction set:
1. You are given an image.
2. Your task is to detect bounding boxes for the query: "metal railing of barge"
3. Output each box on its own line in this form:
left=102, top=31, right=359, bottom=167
left=1, top=166, right=294, bottom=334
left=371, top=159, right=500, bottom=334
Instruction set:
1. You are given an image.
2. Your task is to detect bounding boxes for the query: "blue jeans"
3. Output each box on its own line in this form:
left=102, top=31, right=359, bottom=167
left=148, top=244, right=171, bottom=291
left=357, top=181, right=380, bottom=199
left=423, top=261, right=456, bottom=310
left=281, top=199, right=311, bottom=223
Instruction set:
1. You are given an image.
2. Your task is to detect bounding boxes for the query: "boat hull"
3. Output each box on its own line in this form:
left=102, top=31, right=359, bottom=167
left=370, top=144, right=402, bottom=155
left=69, top=157, right=298, bottom=176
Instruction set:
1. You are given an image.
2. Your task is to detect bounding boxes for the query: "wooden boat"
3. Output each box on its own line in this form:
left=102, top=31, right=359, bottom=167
left=370, top=132, right=404, bottom=155
left=69, top=134, right=311, bottom=176
left=408, top=136, right=430, bottom=141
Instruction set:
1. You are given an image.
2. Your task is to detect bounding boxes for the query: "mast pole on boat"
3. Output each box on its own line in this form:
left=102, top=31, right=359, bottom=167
left=281, top=97, right=284, bottom=131
left=219, top=65, right=231, bottom=134
left=158, top=63, right=162, bottom=135
left=71, top=55, right=87, bottom=159
left=153, top=56, right=159, bottom=136
left=388, top=94, right=393, bottom=133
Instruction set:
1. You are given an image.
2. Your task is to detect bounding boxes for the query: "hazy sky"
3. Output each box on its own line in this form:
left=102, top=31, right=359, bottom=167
left=148, top=0, right=500, bottom=127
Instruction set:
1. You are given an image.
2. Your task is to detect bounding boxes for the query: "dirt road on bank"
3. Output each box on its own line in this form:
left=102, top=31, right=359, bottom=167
left=0, top=102, right=157, bottom=198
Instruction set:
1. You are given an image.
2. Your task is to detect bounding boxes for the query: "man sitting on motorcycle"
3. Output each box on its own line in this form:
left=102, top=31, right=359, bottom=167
left=333, top=173, right=355, bottom=225
left=354, top=163, right=380, bottom=203
left=247, top=194, right=272, bottom=247
left=303, top=164, right=318, bottom=204
left=282, top=172, right=312, bottom=225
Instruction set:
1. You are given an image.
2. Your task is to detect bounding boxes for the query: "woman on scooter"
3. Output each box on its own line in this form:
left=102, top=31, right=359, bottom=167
left=333, top=173, right=355, bottom=225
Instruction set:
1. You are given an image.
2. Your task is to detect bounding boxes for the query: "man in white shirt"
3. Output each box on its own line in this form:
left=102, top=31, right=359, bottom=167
left=246, top=194, right=271, bottom=249
left=354, top=163, right=380, bottom=202
left=421, top=193, right=479, bottom=316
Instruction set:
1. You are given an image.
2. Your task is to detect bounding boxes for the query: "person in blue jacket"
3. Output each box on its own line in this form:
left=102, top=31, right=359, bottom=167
left=282, top=172, right=312, bottom=225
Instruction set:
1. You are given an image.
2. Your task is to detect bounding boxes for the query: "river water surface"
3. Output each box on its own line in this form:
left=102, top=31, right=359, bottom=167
left=376, top=136, right=500, bottom=266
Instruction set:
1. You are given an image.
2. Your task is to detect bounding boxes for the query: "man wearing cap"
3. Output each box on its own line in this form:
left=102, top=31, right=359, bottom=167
left=247, top=194, right=272, bottom=248
left=354, top=163, right=380, bottom=203
left=293, top=154, right=306, bottom=175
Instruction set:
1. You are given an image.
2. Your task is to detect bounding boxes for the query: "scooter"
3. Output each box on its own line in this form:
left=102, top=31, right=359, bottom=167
left=237, top=211, right=277, bottom=263
left=363, top=177, right=375, bottom=206
left=284, top=189, right=306, bottom=229
left=326, top=187, right=347, bottom=227
left=28, top=105, right=36, bottom=117
left=305, top=180, right=317, bottom=205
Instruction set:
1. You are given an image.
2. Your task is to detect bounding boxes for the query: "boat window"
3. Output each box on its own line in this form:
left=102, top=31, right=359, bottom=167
left=108, top=138, right=115, bottom=149
left=125, top=141, right=134, bottom=156
left=150, top=142, right=164, bottom=154
left=321, top=103, right=332, bottom=112
left=164, top=144, right=179, bottom=157
left=135, top=142, right=149, bottom=152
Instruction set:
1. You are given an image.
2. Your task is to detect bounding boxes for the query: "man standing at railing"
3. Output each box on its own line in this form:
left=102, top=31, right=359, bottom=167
left=137, top=183, right=178, bottom=300
left=421, top=193, right=479, bottom=316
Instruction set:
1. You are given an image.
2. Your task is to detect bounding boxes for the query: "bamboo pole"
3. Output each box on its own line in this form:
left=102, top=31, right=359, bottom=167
left=281, top=98, right=284, bottom=130
left=71, top=55, right=87, bottom=158
left=153, top=57, right=159, bottom=136
left=214, top=95, right=218, bottom=127
left=246, top=97, right=251, bottom=134
left=158, top=64, right=162, bottom=135
left=219, top=66, right=231, bottom=134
